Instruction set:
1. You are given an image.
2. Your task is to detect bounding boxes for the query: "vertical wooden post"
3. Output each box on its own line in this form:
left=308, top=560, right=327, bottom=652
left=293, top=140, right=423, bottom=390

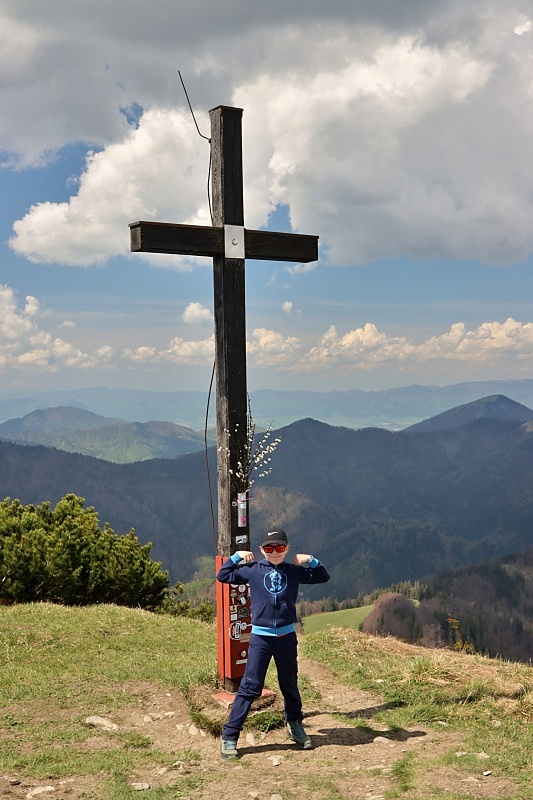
left=211, top=106, right=250, bottom=692
left=210, top=105, right=250, bottom=558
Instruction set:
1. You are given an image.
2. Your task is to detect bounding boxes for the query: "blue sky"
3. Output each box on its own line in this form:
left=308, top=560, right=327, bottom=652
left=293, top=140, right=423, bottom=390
left=2, top=1, right=533, bottom=395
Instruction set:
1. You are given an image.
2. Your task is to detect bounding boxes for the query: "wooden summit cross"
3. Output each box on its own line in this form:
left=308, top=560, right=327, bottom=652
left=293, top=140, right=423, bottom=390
left=129, top=105, right=318, bottom=690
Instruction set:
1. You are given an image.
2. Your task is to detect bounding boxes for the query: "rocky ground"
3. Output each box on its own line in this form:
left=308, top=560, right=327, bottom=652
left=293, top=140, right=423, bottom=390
left=1, top=655, right=511, bottom=800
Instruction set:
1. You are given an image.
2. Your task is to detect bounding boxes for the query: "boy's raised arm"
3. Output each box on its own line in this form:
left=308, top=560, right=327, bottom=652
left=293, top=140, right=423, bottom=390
left=216, top=550, right=254, bottom=583
left=234, top=550, right=254, bottom=562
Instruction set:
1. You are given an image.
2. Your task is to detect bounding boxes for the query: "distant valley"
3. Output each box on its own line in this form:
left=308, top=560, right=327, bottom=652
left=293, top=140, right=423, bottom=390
left=4, top=377, right=533, bottom=429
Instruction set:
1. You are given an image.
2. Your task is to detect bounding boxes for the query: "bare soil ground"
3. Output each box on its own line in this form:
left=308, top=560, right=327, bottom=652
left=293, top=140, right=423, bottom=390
left=1, top=655, right=513, bottom=800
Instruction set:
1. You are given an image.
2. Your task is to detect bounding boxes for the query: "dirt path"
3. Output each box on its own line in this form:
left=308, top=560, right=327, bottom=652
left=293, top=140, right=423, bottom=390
left=1, top=655, right=511, bottom=800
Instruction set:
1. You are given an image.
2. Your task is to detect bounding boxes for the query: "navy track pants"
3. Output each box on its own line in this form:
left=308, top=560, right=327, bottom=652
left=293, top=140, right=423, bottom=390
left=222, top=632, right=302, bottom=742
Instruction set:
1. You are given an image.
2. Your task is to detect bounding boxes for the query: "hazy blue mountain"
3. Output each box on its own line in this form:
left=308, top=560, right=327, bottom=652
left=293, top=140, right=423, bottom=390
left=0, top=406, right=208, bottom=462
left=1, top=396, right=533, bottom=599
left=0, top=388, right=208, bottom=427
left=4, top=379, right=533, bottom=429
left=404, top=394, right=533, bottom=433
left=0, top=406, right=125, bottom=435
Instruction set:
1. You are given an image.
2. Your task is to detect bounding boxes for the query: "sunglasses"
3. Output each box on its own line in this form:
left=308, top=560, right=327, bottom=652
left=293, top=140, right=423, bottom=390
left=262, top=544, right=287, bottom=553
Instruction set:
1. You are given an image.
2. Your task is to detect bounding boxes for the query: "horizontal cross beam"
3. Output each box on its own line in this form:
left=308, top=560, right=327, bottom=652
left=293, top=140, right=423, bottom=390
left=129, top=221, right=319, bottom=263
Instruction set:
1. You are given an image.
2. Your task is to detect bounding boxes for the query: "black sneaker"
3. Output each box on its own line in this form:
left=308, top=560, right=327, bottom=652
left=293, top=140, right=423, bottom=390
left=220, top=738, right=239, bottom=760
left=287, top=720, right=314, bottom=749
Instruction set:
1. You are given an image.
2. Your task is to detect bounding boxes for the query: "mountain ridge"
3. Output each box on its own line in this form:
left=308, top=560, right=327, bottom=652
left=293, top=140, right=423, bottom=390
left=404, top=394, right=533, bottom=432
left=1, top=395, right=533, bottom=599
left=0, top=407, right=208, bottom=462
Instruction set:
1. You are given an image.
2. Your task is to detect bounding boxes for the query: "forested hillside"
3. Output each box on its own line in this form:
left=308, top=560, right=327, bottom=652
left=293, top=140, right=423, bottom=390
left=1, top=397, right=533, bottom=599
left=361, top=548, right=533, bottom=662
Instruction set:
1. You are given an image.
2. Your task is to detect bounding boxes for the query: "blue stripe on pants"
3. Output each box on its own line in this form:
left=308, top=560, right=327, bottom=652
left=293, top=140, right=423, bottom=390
left=222, top=632, right=302, bottom=742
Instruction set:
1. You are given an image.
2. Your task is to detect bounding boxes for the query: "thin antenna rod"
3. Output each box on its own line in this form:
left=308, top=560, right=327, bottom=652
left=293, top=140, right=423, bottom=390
left=178, top=70, right=210, bottom=141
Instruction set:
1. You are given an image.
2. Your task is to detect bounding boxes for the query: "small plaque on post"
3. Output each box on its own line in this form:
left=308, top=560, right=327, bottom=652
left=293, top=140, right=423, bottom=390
left=224, top=225, right=245, bottom=259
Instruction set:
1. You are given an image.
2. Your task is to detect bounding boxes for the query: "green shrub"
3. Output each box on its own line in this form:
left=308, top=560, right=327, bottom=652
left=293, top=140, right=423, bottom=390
left=0, top=494, right=169, bottom=610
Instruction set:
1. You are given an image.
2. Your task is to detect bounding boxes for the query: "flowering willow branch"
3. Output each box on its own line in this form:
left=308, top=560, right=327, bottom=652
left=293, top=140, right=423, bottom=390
left=217, top=400, right=281, bottom=493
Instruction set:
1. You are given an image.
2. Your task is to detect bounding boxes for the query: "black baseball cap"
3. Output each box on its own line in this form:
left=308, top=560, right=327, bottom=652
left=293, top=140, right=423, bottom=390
left=260, top=528, right=288, bottom=547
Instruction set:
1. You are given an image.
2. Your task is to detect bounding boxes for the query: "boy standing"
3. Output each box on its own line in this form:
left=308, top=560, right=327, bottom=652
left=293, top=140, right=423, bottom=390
left=216, top=527, right=330, bottom=759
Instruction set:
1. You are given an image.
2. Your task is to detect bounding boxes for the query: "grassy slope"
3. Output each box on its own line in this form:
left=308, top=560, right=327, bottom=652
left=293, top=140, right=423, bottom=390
left=1, top=604, right=217, bottom=798
left=1, top=604, right=533, bottom=799
left=302, top=604, right=374, bottom=633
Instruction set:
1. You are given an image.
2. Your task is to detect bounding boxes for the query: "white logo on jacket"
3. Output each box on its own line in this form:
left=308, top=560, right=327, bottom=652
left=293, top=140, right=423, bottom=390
left=264, top=570, right=287, bottom=594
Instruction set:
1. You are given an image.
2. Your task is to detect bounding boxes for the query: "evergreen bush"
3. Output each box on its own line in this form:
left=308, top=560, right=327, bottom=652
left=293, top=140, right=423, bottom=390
left=0, top=494, right=169, bottom=610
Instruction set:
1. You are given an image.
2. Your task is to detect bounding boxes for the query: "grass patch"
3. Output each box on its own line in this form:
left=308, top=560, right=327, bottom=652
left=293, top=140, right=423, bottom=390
left=301, top=776, right=348, bottom=799
left=298, top=671, right=322, bottom=702
left=0, top=602, right=217, bottom=794
left=302, top=604, right=373, bottom=633
left=302, top=628, right=533, bottom=789
left=244, top=708, right=285, bottom=733
left=1, top=602, right=216, bottom=702
left=390, top=751, right=417, bottom=794
left=105, top=774, right=204, bottom=800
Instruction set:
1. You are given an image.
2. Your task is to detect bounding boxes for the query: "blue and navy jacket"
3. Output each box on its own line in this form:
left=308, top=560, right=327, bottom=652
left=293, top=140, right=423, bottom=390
left=216, top=553, right=330, bottom=636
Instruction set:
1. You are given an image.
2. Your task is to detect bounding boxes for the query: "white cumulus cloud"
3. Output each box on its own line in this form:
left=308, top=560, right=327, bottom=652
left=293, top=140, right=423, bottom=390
left=0, top=283, right=111, bottom=372
left=122, top=345, right=157, bottom=362
left=303, top=318, right=533, bottom=370
left=281, top=301, right=301, bottom=318
left=5, top=2, right=533, bottom=269
left=161, top=335, right=215, bottom=364
left=247, top=327, right=302, bottom=365
left=183, top=302, right=213, bottom=324
left=3, top=274, right=533, bottom=380
left=10, top=108, right=211, bottom=267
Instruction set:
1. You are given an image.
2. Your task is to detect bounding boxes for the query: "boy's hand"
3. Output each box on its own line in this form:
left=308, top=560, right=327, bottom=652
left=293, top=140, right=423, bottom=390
left=294, top=553, right=312, bottom=565
left=235, top=550, right=254, bottom=562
